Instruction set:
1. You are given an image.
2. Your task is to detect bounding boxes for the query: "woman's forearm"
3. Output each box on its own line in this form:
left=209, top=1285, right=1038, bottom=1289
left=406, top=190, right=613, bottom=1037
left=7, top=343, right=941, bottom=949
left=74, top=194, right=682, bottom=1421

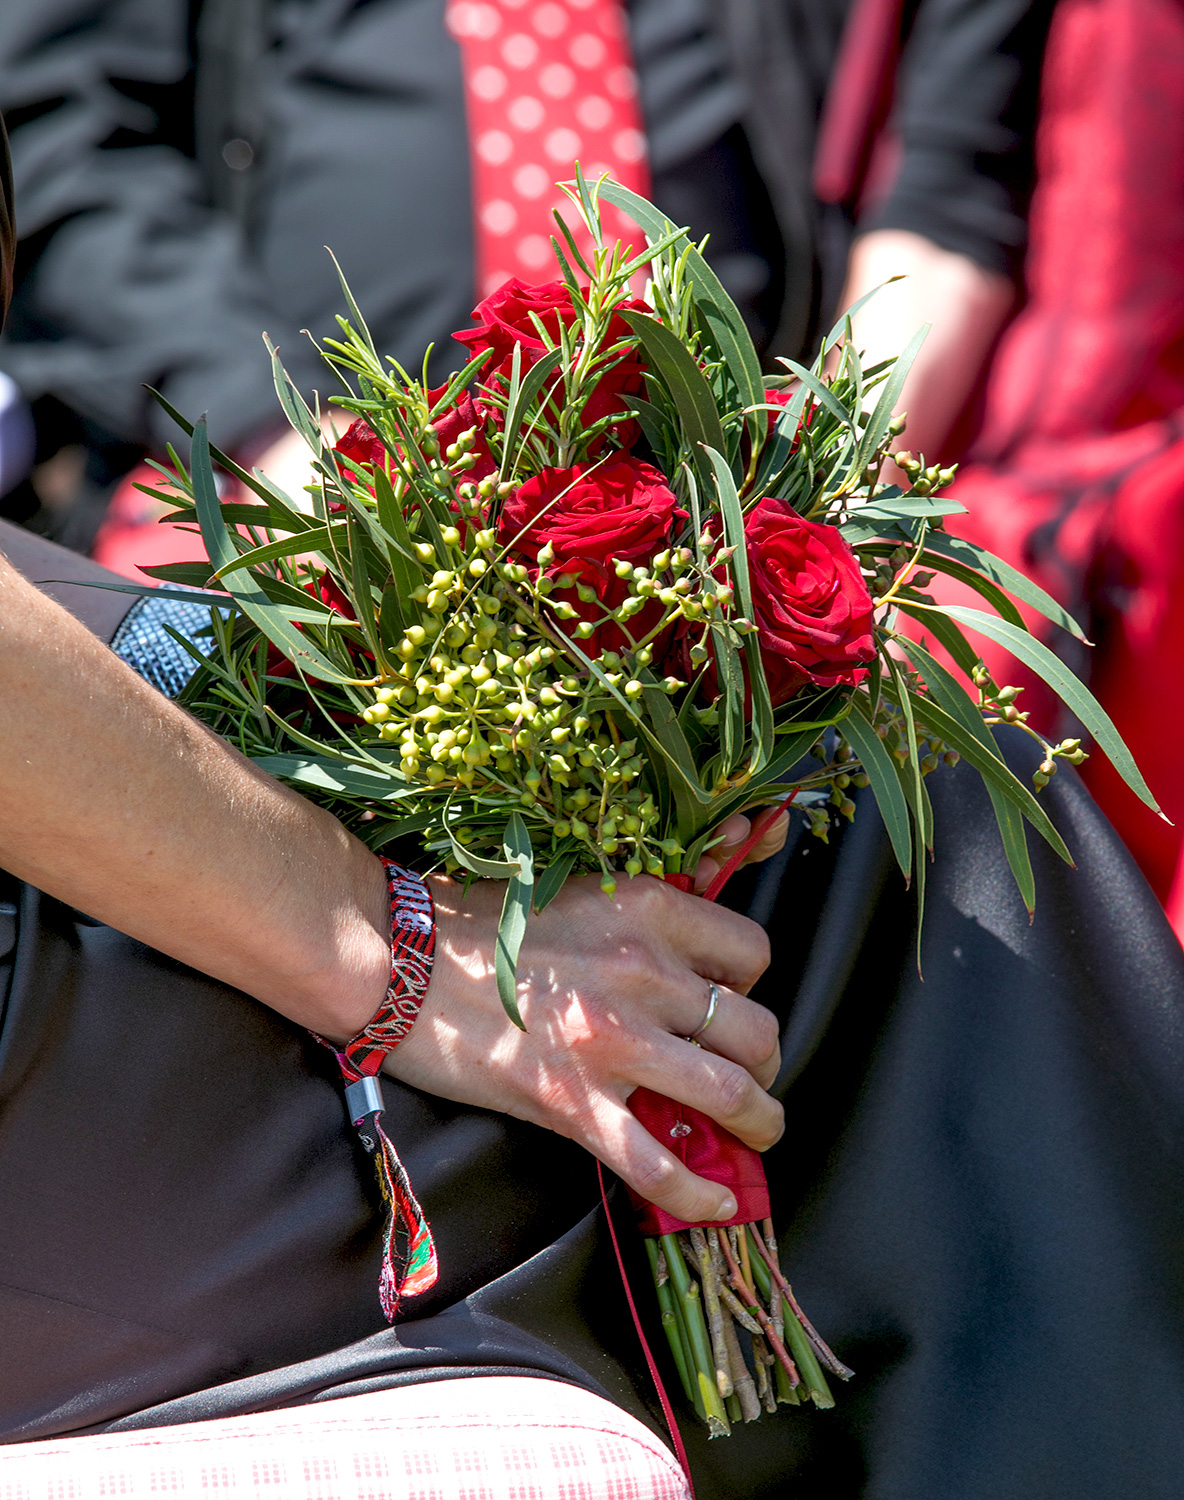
left=0, top=551, right=390, bottom=1036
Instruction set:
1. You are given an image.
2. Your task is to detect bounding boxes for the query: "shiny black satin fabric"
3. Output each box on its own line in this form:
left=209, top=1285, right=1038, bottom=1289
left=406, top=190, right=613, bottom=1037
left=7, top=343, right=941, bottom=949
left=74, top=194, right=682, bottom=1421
left=3, top=734, right=1184, bottom=1498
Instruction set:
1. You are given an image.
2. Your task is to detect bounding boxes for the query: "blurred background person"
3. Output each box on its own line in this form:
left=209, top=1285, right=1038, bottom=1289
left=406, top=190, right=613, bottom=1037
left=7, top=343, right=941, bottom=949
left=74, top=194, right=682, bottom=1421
left=0, top=0, right=1052, bottom=569
left=901, top=0, right=1184, bottom=945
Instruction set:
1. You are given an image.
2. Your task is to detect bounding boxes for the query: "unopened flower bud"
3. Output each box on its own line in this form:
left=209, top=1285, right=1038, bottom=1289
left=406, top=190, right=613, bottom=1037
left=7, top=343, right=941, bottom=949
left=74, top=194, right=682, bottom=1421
left=414, top=542, right=435, bottom=563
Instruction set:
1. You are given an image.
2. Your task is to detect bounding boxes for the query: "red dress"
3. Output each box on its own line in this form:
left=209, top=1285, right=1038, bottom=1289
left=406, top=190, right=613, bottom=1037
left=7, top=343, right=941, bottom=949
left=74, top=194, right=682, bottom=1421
left=941, top=0, right=1184, bottom=937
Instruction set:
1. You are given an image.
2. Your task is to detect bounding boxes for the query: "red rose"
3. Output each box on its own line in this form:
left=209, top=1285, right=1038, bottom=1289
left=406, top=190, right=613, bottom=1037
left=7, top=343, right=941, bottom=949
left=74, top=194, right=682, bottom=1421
left=742, top=498, right=876, bottom=704
left=764, top=386, right=794, bottom=431
left=334, top=418, right=390, bottom=475
left=333, top=390, right=496, bottom=496
left=497, top=455, right=682, bottom=652
left=453, top=278, right=647, bottom=436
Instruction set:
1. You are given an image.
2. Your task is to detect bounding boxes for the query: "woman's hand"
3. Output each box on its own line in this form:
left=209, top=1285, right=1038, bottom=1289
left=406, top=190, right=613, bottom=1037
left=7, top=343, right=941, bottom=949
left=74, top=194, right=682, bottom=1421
left=385, top=871, right=783, bottom=1225
left=691, top=808, right=790, bottom=893
left=839, top=229, right=1015, bottom=468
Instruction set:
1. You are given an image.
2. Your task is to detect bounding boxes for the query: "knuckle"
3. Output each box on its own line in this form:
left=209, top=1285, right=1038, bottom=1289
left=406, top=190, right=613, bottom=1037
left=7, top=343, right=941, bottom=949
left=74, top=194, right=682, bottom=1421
left=612, top=940, right=670, bottom=1001
left=628, top=1147, right=679, bottom=1203
left=711, top=1061, right=754, bottom=1122
left=739, top=924, right=771, bottom=987
left=748, top=1003, right=780, bottom=1065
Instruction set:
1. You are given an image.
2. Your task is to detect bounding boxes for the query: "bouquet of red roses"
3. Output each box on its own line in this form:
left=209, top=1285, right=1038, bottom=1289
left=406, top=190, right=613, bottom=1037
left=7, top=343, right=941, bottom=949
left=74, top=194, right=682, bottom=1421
left=140, top=174, right=1156, bottom=1436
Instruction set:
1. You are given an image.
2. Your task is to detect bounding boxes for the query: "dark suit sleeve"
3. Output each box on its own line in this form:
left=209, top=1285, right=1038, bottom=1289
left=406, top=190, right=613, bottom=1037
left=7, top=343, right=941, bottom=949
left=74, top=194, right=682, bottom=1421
left=860, top=0, right=1057, bottom=277
left=0, top=0, right=312, bottom=452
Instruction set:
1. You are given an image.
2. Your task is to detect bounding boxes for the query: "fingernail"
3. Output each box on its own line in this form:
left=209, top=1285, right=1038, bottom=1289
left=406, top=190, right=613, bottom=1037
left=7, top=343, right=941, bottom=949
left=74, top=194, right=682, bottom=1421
left=716, top=1195, right=737, bottom=1220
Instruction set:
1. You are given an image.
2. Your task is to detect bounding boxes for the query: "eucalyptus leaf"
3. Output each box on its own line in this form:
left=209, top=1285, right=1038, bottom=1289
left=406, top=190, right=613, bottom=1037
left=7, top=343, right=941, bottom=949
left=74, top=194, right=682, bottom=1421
left=253, top=753, right=414, bottom=801
left=898, top=634, right=1036, bottom=912
left=532, top=852, right=576, bottom=914
left=923, top=532, right=1089, bottom=643
left=938, top=604, right=1162, bottom=814
left=904, top=687, right=1073, bottom=865
left=446, top=832, right=522, bottom=879
left=211, top=526, right=342, bottom=579
left=496, top=812, right=536, bottom=1030
left=621, top=311, right=728, bottom=478
left=846, top=697, right=912, bottom=876
left=705, top=444, right=773, bottom=770
left=778, top=359, right=857, bottom=434
left=850, top=493, right=966, bottom=522
left=140, top=562, right=220, bottom=588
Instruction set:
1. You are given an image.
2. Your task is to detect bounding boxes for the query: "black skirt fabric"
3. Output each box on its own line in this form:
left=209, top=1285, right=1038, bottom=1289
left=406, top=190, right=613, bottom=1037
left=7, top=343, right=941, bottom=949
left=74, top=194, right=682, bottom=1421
left=3, top=733, right=1184, bottom=1499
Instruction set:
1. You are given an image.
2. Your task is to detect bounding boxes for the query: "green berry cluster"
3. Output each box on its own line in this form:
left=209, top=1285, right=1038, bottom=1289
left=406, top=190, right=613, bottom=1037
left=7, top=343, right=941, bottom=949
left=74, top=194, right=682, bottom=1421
left=350, top=488, right=710, bottom=880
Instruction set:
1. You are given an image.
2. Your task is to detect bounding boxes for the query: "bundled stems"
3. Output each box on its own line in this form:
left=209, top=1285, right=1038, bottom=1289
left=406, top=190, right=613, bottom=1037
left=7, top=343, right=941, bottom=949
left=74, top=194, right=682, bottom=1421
left=644, top=1222, right=850, bottom=1435
left=660, top=1233, right=730, bottom=1436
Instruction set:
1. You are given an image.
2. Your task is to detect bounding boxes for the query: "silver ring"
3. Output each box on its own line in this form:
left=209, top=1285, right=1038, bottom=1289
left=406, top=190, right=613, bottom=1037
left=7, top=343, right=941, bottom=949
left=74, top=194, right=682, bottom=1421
left=691, top=981, right=720, bottom=1041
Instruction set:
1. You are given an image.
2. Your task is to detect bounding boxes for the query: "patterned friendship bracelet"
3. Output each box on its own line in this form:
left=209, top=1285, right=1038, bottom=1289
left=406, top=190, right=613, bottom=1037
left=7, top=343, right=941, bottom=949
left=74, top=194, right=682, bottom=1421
left=334, top=858, right=436, bottom=1085
left=314, top=858, right=439, bottom=1320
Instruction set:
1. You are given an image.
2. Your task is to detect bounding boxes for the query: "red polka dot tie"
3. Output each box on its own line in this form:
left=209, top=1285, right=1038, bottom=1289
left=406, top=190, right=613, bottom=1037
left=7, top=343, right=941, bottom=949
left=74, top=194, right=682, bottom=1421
left=445, top=0, right=653, bottom=295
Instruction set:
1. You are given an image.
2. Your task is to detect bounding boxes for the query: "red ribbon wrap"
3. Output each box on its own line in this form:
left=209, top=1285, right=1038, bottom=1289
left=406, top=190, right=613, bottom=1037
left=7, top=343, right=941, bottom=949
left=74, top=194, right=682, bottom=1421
left=626, top=1088, right=772, bottom=1235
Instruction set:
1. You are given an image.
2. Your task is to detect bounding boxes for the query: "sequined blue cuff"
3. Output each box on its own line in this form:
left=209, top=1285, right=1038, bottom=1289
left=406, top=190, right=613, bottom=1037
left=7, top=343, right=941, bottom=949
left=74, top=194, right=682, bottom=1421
left=110, top=594, right=225, bottom=698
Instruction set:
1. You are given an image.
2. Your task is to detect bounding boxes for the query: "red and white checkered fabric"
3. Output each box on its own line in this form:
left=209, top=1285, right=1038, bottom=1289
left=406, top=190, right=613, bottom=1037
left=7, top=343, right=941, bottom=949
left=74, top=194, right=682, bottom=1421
left=0, top=1376, right=691, bottom=1500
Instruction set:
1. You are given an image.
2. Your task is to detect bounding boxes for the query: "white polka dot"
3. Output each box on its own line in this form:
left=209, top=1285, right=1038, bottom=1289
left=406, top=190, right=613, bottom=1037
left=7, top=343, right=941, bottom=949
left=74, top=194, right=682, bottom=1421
left=612, top=127, right=646, bottom=164
left=517, top=234, right=552, bottom=269
left=470, top=64, right=507, bottom=101
left=532, top=2, right=567, bottom=37
left=576, top=96, right=612, bottom=130
left=477, top=129, right=514, bottom=164
left=513, top=163, right=551, bottom=199
left=567, top=0, right=596, bottom=9
left=484, top=270, right=513, bottom=295
left=570, top=33, right=606, bottom=68
left=481, top=200, right=518, bottom=235
left=584, top=162, right=613, bottom=182
left=507, top=95, right=545, bottom=130
left=606, top=65, right=637, bottom=99
left=445, top=1, right=500, bottom=39
left=539, top=62, right=575, bottom=97
left=502, top=32, right=539, bottom=67
left=544, top=127, right=582, bottom=164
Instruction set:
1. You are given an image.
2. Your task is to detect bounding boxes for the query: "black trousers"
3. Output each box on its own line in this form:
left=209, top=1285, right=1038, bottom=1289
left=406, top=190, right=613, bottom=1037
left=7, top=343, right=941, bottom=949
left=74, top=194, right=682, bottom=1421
left=3, top=738, right=1183, bottom=1499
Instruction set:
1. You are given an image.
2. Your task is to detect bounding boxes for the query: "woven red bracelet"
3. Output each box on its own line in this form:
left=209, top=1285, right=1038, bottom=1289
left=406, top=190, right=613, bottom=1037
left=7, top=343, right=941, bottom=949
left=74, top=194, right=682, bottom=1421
left=313, top=858, right=438, bottom=1320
